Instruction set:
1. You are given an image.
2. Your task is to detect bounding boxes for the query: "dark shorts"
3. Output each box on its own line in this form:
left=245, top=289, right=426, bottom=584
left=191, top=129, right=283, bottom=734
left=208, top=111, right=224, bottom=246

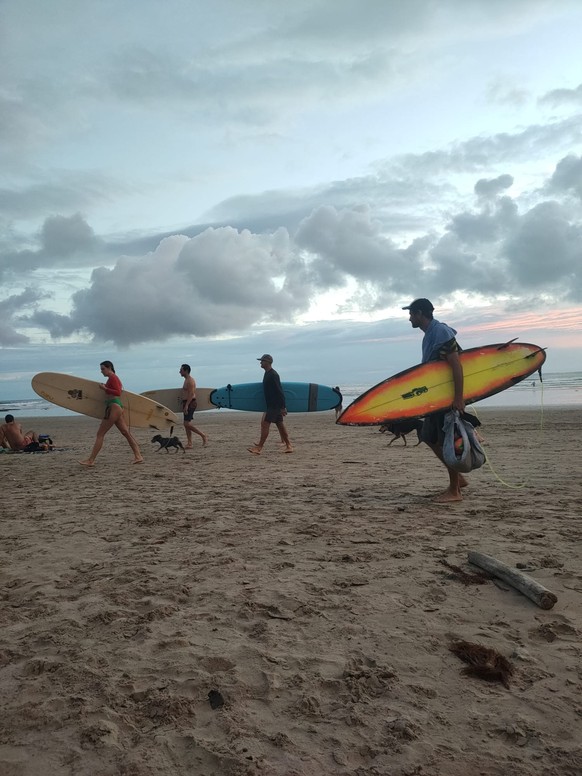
left=265, top=408, right=284, bottom=423
left=421, top=410, right=481, bottom=446
left=420, top=412, right=445, bottom=446
left=183, top=399, right=197, bottom=421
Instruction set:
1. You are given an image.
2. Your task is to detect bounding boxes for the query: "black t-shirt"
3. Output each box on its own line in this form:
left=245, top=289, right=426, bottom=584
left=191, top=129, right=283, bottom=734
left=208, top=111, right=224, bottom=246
left=263, top=368, right=286, bottom=410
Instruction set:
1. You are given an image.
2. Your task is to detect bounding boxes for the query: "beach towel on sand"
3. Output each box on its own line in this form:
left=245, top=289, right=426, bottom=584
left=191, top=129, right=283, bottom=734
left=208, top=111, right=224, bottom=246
left=1, top=447, right=51, bottom=454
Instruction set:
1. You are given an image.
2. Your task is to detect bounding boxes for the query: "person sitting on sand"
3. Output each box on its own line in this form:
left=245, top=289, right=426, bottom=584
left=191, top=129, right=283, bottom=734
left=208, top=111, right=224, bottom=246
left=402, top=298, right=467, bottom=503
left=79, top=361, right=144, bottom=467
left=0, top=414, right=41, bottom=450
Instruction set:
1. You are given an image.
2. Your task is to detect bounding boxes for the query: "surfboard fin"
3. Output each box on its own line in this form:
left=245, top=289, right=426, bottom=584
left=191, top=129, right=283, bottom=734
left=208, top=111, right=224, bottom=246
left=525, top=347, right=547, bottom=358
left=525, top=347, right=547, bottom=385
left=497, top=337, right=519, bottom=350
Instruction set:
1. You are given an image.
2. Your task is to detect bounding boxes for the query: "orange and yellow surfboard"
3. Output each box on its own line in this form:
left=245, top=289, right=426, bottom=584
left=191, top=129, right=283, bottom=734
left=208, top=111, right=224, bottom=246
left=337, top=341, right=546, bottom=426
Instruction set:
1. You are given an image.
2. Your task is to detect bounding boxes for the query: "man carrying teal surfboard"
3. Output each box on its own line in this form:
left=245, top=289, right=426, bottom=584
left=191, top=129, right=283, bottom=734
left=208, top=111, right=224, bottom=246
left=403, top=298, right=467, bottom=503
left=247, top=354, right=293, bottom=455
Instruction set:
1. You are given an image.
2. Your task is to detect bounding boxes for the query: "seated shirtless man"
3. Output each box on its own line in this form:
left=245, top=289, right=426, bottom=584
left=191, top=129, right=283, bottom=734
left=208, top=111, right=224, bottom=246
left=0, top=414, right=41, bottom=450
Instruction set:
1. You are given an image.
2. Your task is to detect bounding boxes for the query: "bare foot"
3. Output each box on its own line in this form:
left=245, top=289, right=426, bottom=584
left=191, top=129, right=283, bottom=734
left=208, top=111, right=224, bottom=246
left=247, top=447, right=262, bottom=455
left=281, top=446, right=294, bottom=453
left=202, top=435, right=209, bottom=447
left=133, top=458, right=144, bottom=464
left=185, top=443, right=193, bottom=450
left=459, top=475, right=469, bottom=488
left=79, top=460, right=94, bottom=467
left=432, top=488, right=463, bottom=503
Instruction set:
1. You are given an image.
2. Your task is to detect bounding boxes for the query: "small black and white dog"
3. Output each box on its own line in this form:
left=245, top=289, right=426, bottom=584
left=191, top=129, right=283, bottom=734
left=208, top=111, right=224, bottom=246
left=379, top=419, right=424, bottom=447
left=151, top=434, right=185, bottom=453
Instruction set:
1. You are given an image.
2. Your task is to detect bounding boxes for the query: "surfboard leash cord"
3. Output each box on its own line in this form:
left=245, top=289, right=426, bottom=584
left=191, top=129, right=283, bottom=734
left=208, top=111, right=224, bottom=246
left=469, top=381, right=545, bottom=490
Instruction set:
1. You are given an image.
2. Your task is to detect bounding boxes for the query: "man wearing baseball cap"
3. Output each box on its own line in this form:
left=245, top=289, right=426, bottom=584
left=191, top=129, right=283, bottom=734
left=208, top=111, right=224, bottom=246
left=402, top=298, right=466, bottom=502
left=247, top=355, right=293, bottom=455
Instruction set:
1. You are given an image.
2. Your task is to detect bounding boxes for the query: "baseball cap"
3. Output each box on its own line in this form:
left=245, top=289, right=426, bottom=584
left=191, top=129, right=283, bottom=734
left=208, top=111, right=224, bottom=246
left=402, top=298, right=434, bottom=315
left=257, top=354, right=273, bottom=363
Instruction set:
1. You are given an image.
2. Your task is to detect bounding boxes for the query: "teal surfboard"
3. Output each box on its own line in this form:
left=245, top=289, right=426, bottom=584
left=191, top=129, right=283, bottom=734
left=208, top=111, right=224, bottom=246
left=210, top=382, right=342, bottom=412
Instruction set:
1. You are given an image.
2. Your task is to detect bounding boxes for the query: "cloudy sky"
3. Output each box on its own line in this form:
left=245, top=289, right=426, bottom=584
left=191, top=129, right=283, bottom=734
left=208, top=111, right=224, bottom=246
left=2, top=0, right=582, bottom=398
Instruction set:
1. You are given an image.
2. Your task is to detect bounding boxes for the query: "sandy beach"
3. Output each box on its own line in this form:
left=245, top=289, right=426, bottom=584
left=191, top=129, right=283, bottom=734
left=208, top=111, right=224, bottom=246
left=1, top=407, right=581, bottom=776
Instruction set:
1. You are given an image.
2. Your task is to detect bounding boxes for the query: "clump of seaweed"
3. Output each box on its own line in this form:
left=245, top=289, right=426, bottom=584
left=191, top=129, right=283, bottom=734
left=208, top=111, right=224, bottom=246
left=449, top=640, right=514, bottom=688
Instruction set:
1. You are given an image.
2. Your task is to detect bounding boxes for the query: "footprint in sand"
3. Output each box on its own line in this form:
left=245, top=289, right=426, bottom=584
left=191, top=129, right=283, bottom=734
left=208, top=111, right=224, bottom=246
left=529, top=615, right=580, bottom=643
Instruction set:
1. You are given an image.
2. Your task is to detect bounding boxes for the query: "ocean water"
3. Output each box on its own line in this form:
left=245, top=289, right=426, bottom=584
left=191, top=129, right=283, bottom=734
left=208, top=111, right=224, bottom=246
left=2, top=372, right=581, bottom=418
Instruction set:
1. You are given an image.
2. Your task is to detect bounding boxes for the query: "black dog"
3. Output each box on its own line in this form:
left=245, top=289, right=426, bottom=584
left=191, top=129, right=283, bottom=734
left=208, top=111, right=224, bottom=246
left=151, top=434, right=185, bottom=453
left=379, top=419, right=424, bottom=447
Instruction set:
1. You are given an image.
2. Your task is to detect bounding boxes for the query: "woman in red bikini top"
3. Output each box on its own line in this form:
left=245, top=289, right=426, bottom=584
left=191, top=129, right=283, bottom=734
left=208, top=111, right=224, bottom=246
left=79, top=360, right=144, bottom=467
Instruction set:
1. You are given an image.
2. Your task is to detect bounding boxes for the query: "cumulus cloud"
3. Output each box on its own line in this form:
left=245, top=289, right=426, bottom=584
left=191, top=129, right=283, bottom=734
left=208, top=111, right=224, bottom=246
left=29, top=228, right=313, bottom=346
left=504, top=201, right=582, bottom=286
left=546, top=154, right=582, bottom=199
left=21, top=159, right=581, bottom=348
left=27, top=208, right=429, bottom=346
left=295, top=205, right=424, bottom=290
left=539, top=83, right=582, bottom=108
left=0, top=288, right=47, bottom=346
left=448, top=196, right=519, bottom=244
left=8, top=163, right=576, bottom=347
left=0, top=213, right=102, bottom=279
left=197, top=118, right=582, bottom=240
left=40, top=213, right=100, bottom=257
left=0, top=323, right=30, bottom=347
left=474, top=174, right=514, bottom=200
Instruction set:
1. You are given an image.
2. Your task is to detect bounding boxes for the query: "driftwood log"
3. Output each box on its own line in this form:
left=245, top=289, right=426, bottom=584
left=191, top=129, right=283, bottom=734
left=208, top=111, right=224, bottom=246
left=468, top=551, right=558, bottom=610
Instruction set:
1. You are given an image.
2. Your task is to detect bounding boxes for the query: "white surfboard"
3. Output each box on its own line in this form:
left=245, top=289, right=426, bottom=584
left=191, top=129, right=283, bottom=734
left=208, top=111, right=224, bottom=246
left=32, top=372, right=180, bottom=430
left=141, top=388, right=216, bottom=413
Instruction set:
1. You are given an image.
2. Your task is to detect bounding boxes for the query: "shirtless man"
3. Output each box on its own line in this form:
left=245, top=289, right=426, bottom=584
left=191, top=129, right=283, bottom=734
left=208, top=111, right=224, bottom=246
left=0, top=415, right=40, bottom=450
left=180, top=364, right=208, bottom=448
